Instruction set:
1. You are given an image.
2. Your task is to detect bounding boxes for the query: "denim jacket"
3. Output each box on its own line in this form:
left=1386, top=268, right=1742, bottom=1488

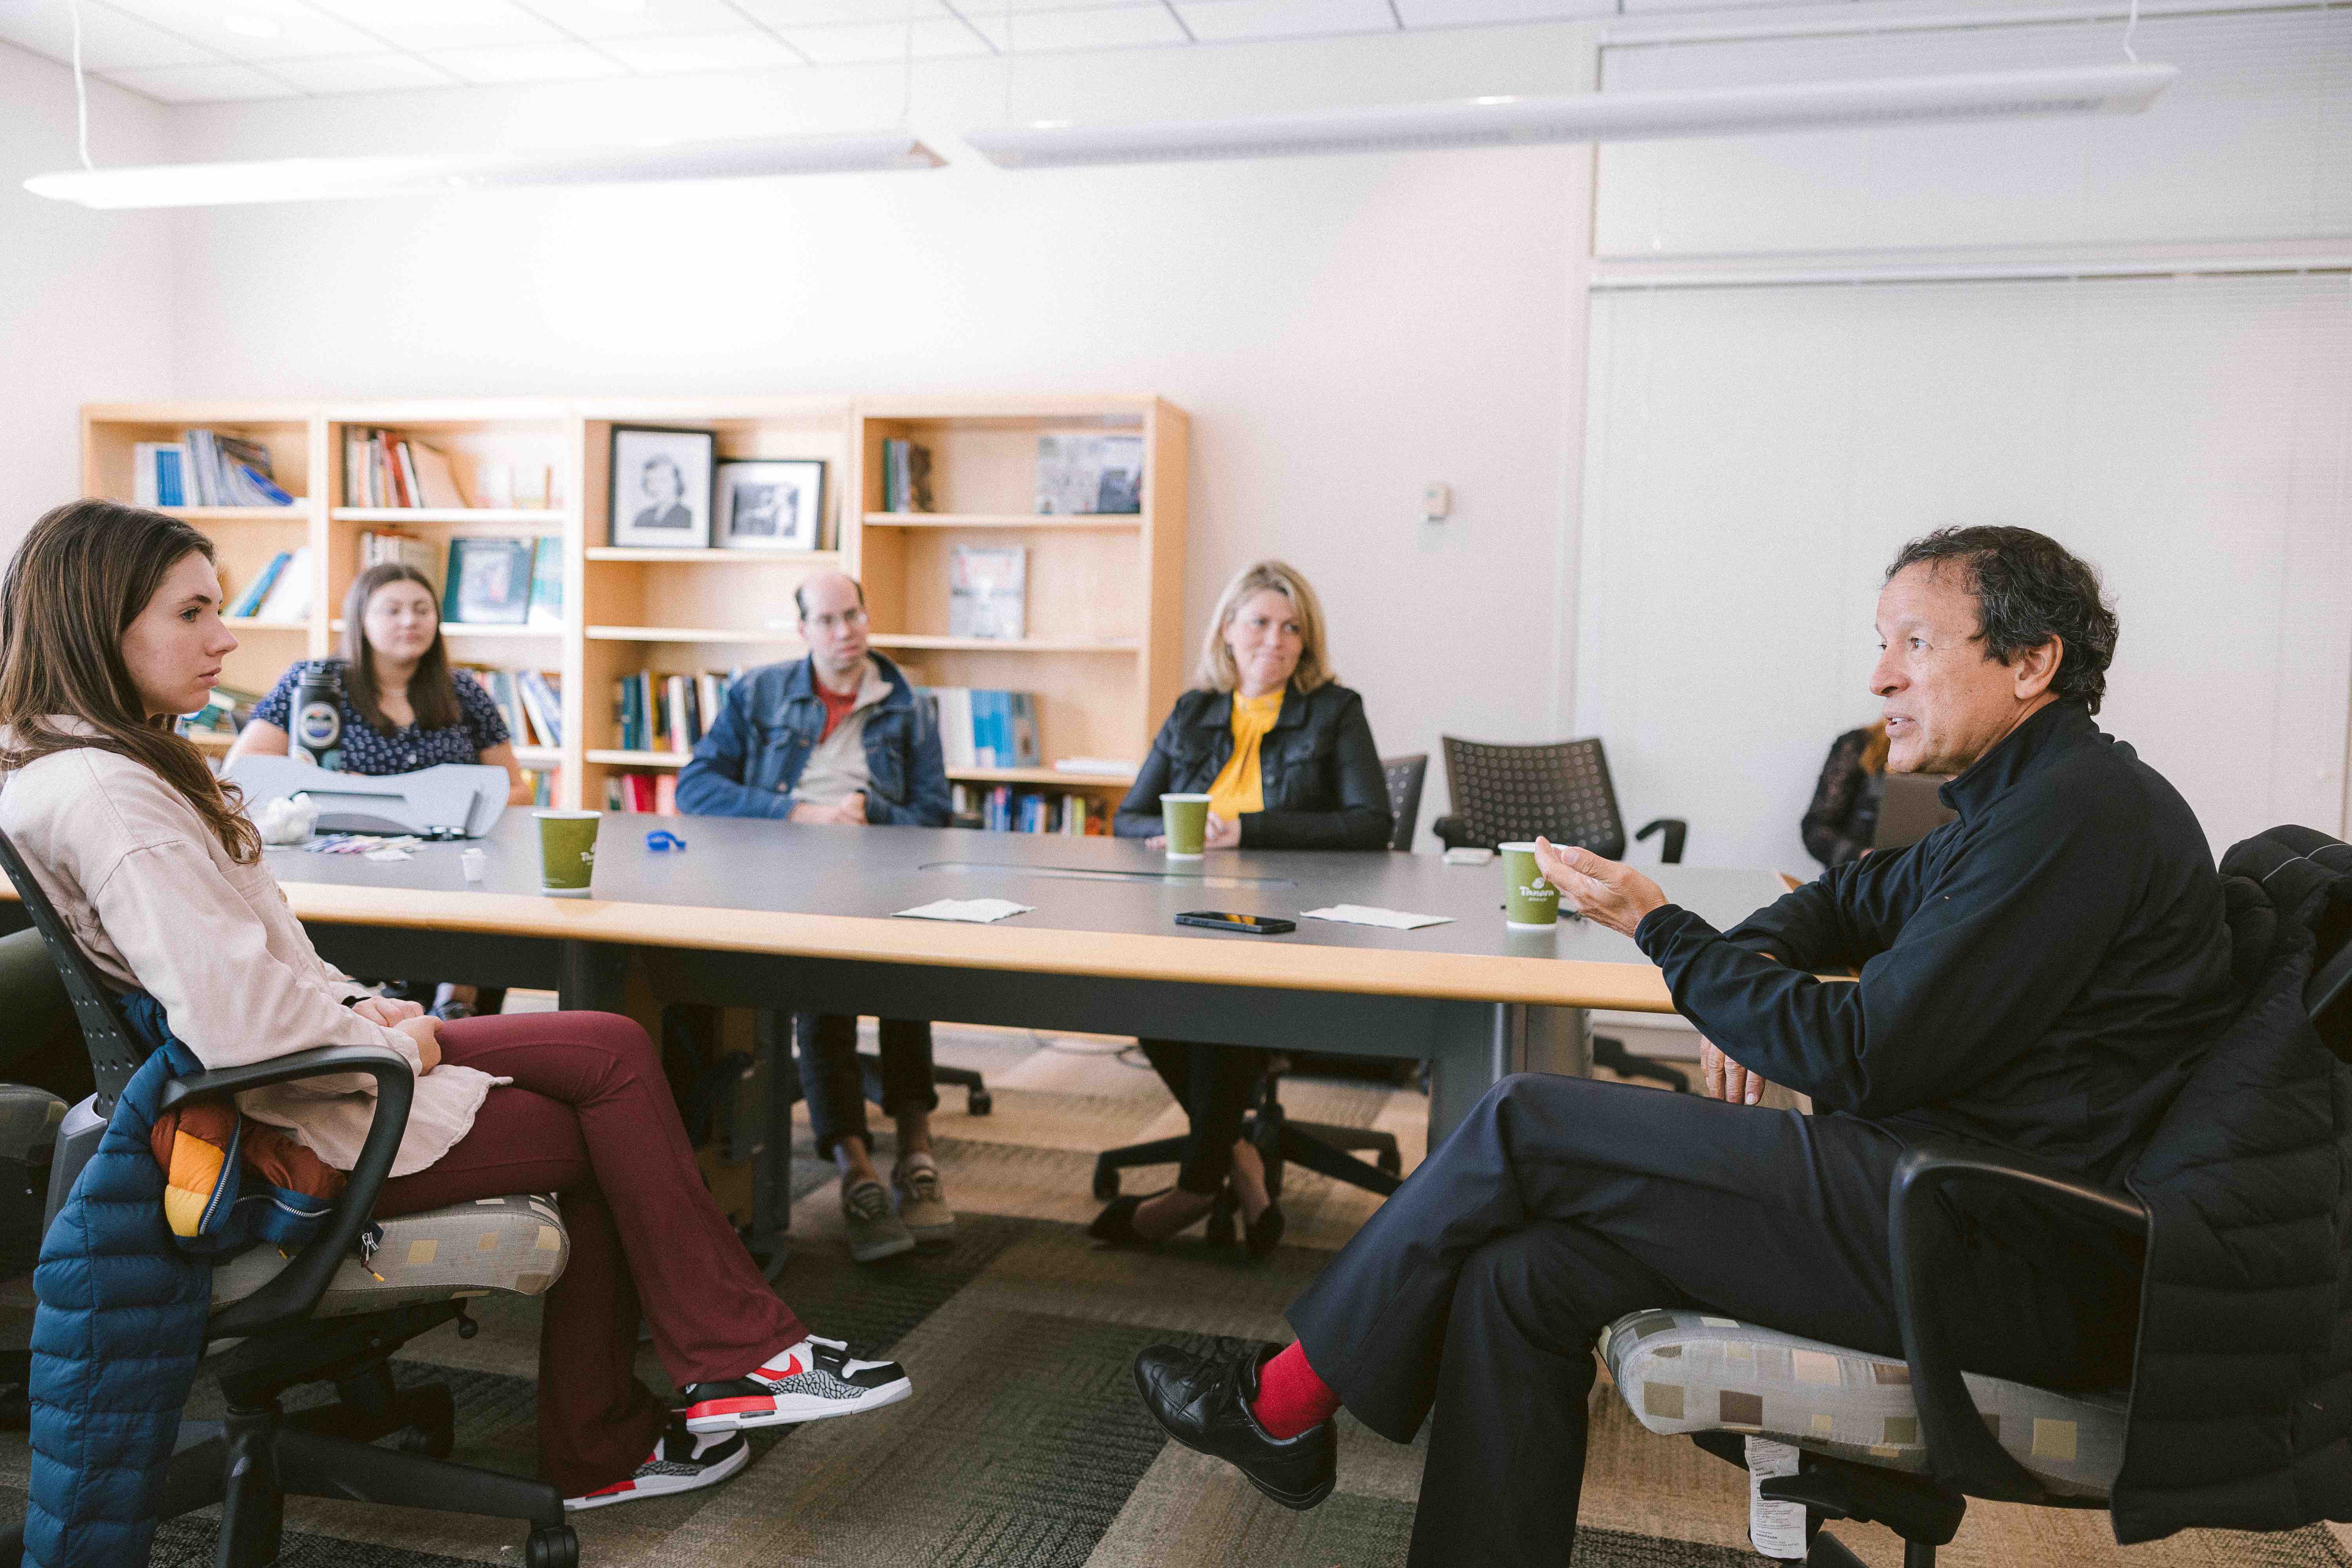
left=675, top=653, right=950, bottom=826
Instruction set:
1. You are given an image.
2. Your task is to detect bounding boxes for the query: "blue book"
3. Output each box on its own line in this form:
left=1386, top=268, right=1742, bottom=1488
left=232, top=463, right=295, bottom=507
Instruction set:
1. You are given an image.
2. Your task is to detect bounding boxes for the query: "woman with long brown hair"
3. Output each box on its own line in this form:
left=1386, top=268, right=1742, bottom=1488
left=0, top=501, right=913, bottom=1511
left=226, top=561, right=531, bottom=802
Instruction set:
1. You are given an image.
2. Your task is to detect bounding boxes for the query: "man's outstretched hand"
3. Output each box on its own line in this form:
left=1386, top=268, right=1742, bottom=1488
left=1533, top=838, right=1668, bottom=938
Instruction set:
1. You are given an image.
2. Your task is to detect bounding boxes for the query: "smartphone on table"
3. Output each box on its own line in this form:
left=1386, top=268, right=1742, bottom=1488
left=1175, top=910, right=1297, bottom=936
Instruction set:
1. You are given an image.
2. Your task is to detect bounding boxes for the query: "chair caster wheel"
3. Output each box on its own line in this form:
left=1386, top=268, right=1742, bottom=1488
left=396, top=1419, right=454, bottom=1459
left=1093, top=1166, right=1119, bottom=1200
left=526, top=1524, right=579, bottom=1568
left=968, top=1090, right=992, bottom=1116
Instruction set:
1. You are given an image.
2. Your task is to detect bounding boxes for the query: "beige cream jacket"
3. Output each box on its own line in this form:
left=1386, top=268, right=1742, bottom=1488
left=0, top=737, right=497, bottom=1177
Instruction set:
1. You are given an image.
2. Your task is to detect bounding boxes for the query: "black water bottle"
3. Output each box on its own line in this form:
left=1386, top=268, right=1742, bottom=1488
left=292, top=659, right=345, bottom=771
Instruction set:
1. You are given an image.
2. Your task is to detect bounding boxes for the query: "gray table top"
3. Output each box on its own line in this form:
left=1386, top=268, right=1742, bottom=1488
left=267, top=812, right=1791, bottom=971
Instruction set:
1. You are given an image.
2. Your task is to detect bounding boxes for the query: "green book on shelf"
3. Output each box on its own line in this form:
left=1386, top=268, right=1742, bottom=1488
left=527, top=536, right=563, bottom=627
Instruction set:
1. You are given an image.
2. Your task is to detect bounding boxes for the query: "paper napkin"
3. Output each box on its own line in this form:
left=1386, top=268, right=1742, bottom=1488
left=1299, top=904, right=1453, bottom=931
left=895, top=898, right=1036, bottom=924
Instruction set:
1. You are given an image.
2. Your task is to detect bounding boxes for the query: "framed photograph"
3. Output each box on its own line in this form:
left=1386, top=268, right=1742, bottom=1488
left=442, top=536, right=535, bottom=625
left=716, top=459, right=826, bottom=552
left=608, top=425, right=715, bottom=548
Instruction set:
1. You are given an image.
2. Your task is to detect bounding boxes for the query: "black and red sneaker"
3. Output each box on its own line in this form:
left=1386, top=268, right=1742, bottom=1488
left=681, top=1334, right=912, bottom=1434
left=564, top=1417, right=749, bottom=1511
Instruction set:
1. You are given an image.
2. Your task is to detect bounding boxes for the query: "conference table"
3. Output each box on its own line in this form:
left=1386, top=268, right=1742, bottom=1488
left=0, top=812, right=1790, bottom=1253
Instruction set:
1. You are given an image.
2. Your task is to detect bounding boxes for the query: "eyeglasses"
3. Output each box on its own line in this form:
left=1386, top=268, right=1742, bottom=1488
left=804, top=606, right=869, bottom=634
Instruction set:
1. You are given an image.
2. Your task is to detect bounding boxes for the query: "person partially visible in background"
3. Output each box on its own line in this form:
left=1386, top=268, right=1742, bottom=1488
left=1802, top=718, right=1888, bottom=867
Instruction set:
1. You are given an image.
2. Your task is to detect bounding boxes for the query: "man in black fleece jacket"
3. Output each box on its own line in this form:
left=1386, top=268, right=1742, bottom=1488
left=1129, top=526, right=2240, bottom=1567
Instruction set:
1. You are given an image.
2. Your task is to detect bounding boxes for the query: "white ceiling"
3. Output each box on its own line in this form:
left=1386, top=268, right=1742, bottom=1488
left=0, top=0, right=1857, bottom=103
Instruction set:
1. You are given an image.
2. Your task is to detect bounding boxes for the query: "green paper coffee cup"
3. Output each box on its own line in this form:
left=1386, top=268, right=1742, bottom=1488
left=1500, top=842, right=1558, bottom=928
left=1160, top=793, right=1212, bottom=858
left=534, top=810, right=601, bottom=897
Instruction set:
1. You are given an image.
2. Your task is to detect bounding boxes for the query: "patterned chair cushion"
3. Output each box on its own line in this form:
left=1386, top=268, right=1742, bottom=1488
left=1600, top=1307, right=2125, bottom=1499
left=211, top=1194, right=568, bottom=1318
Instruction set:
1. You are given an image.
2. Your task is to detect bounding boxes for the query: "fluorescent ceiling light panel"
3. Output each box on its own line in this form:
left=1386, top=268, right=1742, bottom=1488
left=966, top=61, right=2177, bottom=169
left=26, top=132, right=946, bottom=209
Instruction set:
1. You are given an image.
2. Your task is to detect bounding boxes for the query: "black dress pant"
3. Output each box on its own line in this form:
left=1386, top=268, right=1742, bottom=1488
left=1285, top=1073, right=2143, bottom=1568
left=795, top=1014, right=938, bottom=1158
left=1138, top=1038, right=1269, bottom=1196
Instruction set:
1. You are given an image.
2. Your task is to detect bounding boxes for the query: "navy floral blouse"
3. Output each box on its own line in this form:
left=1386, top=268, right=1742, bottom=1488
left=252, top=660, right=508, bottom=776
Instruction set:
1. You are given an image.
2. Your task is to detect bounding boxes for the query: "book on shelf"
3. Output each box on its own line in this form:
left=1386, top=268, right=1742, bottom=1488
left=1034, top=433, right=1143, bottom=515
left=252, top=546, right=313, bottom=622
left=138, top=430, right=295, bottom=509
left=443, top=537, right=535, bottom=624
left=612, top=668, right=740, bottom=754
left=918, top=686, right=1040, bottom=769
left=519, top=766, right=558, bottom=809
left=604, top=772, right=680, bottom=815
left=345, top=428, right=469, bottom=509
left=880, top=439, right=933, bottom=513
left=177, top=683, right=264, bottom=739
left=526, top=537, right=563, bottom=628
left=457, top=666, right=559, bottom=749
left=359, top=528, right=443, bottom=593
left=226, top=551, right=293, bottom=618
left=947, top=545, right=1026, bottom=640
left=948, top=783, right=1105, bottom=835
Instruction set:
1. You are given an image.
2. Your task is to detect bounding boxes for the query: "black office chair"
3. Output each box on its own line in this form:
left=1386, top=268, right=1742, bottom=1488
left=1602, top=824, right=2352, bottom=1567
left=1430, top=734, right=1686, bottom=862
left=1430, top=736, right=1691, bottom=1093
left=0, top=827, right=580, bottom=1568
left=1091, top=1058, right=1403, bottom=1231
left=1382, top=753, right=1428, bottom=853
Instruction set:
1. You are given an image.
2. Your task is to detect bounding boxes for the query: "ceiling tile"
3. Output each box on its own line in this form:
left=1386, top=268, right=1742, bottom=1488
left=1392, top=0, right=1607, bottom=24
left=95, top=0, right=388, bottom=59
left=424, top=39, right=630, bottom=82
left=0, top=1, right=219, bottom=69
left=778, top=15, right=988, bottom=60
left=963, top=4, right=1183, bottom=51
left=948, top=0, right=1161, bottom=13
left=1174, top=0, right=1395, bottom=42
left=738, top=0, right=955, bottom=29
left=512, top=0, right=754, bottom=39
left=261, top=51, right=461, bottom=92
left=99, top=59, right=303, bottom=99
left=595, top=27, right=804, bottom=70
left=305, top=0, right=568, bottom=50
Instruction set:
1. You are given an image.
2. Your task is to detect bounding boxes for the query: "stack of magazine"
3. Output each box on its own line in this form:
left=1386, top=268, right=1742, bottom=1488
left=134, top=430, right=297, bottom=508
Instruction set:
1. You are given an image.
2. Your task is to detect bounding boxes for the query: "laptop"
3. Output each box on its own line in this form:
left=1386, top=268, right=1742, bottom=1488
left=1872, top=771, right=1957, bottom=852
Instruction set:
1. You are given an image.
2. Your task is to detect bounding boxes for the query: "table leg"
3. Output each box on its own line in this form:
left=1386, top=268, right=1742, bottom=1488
left=750, top=1008, right=793, bottom=1279
left=556, top=941, right=627, bottom=1013
left=1425, top=1003, right=1594, bottom=1148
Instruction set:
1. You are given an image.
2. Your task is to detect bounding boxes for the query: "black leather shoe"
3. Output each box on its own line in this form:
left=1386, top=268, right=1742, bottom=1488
left=1131, top=1341, right=1336, bottom=1510
left=1243, top=1200, right=1285, bottom=1259
left=1089, top=1192, right=1161, bottom=1246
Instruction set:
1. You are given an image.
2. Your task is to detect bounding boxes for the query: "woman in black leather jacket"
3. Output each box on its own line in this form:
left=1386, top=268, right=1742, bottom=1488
left=1095, top=560, right=1391, bottom=1255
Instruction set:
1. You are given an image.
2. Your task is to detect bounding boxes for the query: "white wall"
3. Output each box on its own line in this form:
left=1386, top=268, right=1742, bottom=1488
left=0, top=43, right=173, bottom=557
left=150, top=25, right=1605, bottom=827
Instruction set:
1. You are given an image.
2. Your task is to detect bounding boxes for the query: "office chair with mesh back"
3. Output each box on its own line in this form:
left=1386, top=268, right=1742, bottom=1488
left=1430, top=737, right=1691, bottom=1092
left=1383, top=754, right=1427, bottom=854
left=0, top=826, right=581, bottom=1568
left=1090, top=759, right=1427, bottom=1216
left=1599, top=826, right=2352, bottom=1568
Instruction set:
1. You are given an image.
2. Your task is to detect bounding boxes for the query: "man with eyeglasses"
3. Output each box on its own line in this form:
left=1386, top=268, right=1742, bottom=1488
left=679, top=569, right=956, bottom=1263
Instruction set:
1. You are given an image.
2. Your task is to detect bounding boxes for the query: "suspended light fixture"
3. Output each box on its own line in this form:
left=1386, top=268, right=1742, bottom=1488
left=25, top=130, right=946, bottom=210
left=965, top=61, right=2176, bottom=171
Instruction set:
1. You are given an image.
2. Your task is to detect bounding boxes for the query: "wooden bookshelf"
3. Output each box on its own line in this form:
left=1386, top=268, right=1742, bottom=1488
left=853, top=396, right=1186, bottom=815
left=83, top=394, right=1187, bottom=814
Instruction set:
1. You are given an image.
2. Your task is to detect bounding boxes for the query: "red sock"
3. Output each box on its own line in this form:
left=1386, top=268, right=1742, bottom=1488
left=1251, top=1342, right=1341, bottom=1439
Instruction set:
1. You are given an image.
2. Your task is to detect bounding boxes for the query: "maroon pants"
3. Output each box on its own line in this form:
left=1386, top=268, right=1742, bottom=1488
left=374, top=1010, right=807, bottom=1497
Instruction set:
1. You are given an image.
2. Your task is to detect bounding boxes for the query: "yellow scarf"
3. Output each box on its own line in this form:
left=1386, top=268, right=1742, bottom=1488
left=1207, top=689, right=1285, bottom=822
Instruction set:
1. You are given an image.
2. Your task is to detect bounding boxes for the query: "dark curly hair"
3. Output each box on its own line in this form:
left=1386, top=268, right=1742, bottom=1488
left=1886, top=526, right=2119, bottom=714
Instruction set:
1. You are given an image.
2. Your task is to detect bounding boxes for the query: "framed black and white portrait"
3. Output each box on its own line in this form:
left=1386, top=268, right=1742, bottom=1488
left=608, top=426, right=715, bottom=548
left=716, top=458, right=825, bottom=552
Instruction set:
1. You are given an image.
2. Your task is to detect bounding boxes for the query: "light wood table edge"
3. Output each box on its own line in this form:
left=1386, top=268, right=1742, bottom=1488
left=255, top=883, right=1681, bottom=1012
